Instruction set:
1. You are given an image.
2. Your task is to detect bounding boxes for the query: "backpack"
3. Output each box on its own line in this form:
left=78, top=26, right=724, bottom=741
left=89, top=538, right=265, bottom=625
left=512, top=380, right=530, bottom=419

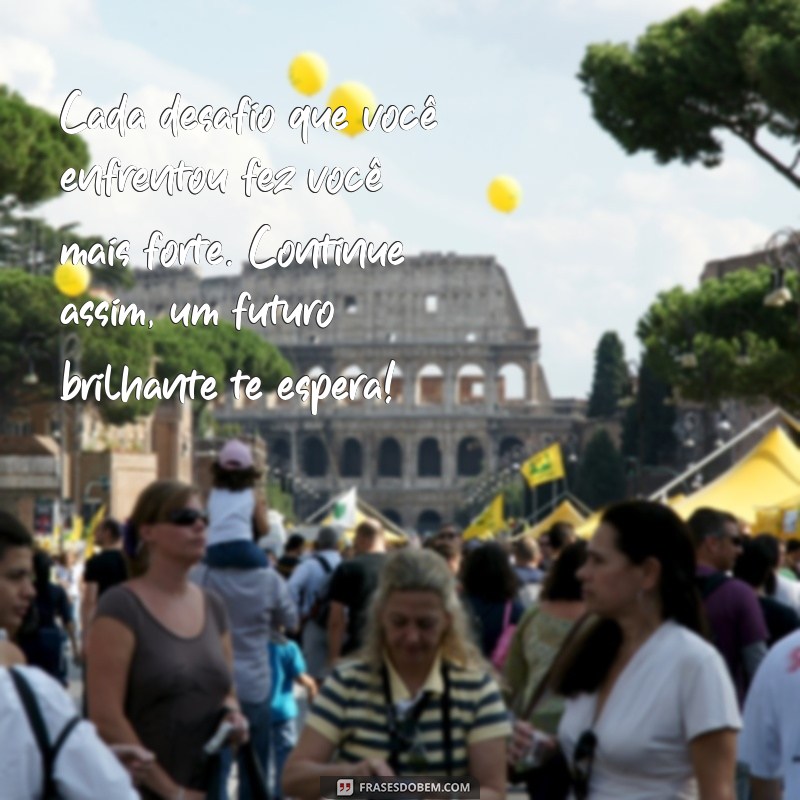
left=490, top=601, right=517, bottom=670
left=10, top=667, right=81, bottom=799
left=307, top=554, right=334, bottom=627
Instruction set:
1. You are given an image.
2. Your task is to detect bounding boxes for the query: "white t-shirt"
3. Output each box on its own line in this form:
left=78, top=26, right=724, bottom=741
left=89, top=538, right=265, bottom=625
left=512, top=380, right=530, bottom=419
left=740, top=628, right=800, bottom=796
left=1, top=666, right=139, bottom=799
left=773, top=574, right=800, bottom=613
left=207, top=487, right=255, bottom=546
left=558, top=620, right=741, bottom=800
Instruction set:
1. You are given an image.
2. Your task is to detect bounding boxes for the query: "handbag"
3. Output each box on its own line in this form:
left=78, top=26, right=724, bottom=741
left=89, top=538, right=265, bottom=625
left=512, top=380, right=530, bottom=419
left=490, top=601, right=517, bottom=670
left=10, top=667, right=81, bottom=799
left=507, top=614, right=599, bottom=800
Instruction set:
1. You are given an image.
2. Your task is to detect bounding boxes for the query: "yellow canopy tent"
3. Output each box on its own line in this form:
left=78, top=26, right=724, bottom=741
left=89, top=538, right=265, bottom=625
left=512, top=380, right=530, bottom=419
left=669, top=427, right=800, bottom=527
left=524, top=499, right=587, bottom=540
left=575, top=510, right=603, bottom=539
left=751, top=491, right=800, bottom=538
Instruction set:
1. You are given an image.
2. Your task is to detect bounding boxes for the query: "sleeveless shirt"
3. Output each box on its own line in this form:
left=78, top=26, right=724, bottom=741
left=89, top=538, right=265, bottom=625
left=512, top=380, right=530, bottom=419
left=95, top=585, right=231, bottom=794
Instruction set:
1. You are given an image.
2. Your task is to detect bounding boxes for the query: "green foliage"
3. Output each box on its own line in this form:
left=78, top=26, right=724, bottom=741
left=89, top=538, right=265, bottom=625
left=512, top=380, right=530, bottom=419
left=0, top=86, right=89, bottom=204
left=0, top=208, right=133, bottom=287
left=0, top=270, right=64, bottom=407
left=0, top=209, right=132, bottom=289
left=579, top=0, right=800, bottom=188
left=0, top=268, right=293, bottom=426
left=587, top=331, right=629, bottom=417
left=575, top=428, right=627, bottom=509
left=638, top=266, right=800, bottom=410
left=621, top=352, right=677, bottom=466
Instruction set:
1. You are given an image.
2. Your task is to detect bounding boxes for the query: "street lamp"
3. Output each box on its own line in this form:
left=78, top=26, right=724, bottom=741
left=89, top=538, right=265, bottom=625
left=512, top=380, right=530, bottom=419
left=53, top=262, right=91, bottom=549
left=763, top=228, right=800, bottom=308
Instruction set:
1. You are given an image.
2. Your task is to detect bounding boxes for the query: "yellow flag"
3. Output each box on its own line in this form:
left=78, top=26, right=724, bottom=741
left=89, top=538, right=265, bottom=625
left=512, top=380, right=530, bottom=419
left=463, top=493, right=505, bottom=541
left=84, top=504, right=107, bottom=559
left=520, top=443, right=565, bottom=488
left=68, top=515, right=83, bottom=543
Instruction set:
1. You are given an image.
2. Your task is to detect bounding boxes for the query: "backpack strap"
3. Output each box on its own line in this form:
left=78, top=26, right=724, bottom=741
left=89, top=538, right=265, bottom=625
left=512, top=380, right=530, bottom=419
left=314, top=554, right=333, bottom=574
left=11, top=667, right=81, bottom=798
left=11, top=667, right=56, bottom=796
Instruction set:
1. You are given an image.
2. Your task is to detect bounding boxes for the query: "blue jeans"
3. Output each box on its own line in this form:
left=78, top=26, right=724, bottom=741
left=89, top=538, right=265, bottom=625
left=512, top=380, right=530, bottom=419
left=270, top=718, right=297, bottom=800
left=218, top=697, right=272, bottom=800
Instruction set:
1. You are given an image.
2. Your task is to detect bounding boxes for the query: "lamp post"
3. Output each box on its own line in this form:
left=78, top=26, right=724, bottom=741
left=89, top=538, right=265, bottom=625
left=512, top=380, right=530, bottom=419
left=763, top=228, right=800, bottom=309
left=53, top=262, right=91, bottom=549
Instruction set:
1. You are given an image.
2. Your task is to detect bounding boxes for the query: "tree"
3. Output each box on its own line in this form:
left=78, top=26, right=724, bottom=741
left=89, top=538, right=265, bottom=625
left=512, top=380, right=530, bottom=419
left=587, top=331, right=629, bottom=417
left=575, top=428, right=627, bottom=509
left=579, top=0, right=800, bottom=189
left=0, top=209, right=131, bottom=289
left=621, top=352, right=677, bottom=466
left=0, top=269, right=293, bottom=425
left=0, top=86, right=89, bottom=205
left=638, top=266, right=800, bottom=411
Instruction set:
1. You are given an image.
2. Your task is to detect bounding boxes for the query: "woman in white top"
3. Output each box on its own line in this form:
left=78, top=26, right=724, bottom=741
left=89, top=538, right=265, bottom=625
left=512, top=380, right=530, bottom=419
left=511, top=500, right=740, bottom=800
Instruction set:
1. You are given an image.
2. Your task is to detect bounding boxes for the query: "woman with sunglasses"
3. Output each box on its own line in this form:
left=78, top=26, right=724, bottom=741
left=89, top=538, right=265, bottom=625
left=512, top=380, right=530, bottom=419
left=283, top=548, right=511, bottom=800
left=86, top=480, right=249, bottom=800
left=511, top=501, right=740, bottom=799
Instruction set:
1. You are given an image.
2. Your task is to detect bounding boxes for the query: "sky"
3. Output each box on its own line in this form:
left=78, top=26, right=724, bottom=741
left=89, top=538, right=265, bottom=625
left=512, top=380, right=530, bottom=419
left=1, top=0, right=796, bottom=399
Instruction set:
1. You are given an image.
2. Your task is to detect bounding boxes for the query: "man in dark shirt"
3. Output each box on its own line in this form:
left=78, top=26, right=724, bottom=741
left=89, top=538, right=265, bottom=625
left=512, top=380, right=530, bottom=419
left=688, top=507, right=768, bottom=703
left=80, top=518, right=128, bottom=641
left=327, top=518, right=387, bottom=664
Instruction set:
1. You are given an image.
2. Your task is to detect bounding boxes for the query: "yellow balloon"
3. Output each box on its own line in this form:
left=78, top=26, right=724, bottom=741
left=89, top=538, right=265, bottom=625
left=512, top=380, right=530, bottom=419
left=289, top=52, right=328, bottom=96
left=53, top=261, right=91, bottom=297
left=487, top=175, right=522, bottom=213
left=327, top=82, right=377, bottom=137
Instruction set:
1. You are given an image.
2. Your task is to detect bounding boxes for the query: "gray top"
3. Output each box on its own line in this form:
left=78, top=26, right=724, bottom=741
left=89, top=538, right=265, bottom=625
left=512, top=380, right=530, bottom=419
left=95, top=586, right=231, bottom=795
left=190, top=563, right=298, bottom=703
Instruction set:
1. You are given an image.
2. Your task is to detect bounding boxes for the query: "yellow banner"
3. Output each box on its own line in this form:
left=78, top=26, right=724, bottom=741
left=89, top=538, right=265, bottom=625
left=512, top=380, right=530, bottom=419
left=520, top=443, right=565, bottom=488
left=463, top=493, right=505, bottom=541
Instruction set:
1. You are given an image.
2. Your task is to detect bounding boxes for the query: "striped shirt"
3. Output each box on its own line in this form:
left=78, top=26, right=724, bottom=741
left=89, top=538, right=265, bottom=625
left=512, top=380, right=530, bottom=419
left=307, top=654, right=511, bottom=775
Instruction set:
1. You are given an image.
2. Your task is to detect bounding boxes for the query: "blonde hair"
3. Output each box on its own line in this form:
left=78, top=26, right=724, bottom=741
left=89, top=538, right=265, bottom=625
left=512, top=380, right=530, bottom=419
left=358, top=548, right=484, bottom=671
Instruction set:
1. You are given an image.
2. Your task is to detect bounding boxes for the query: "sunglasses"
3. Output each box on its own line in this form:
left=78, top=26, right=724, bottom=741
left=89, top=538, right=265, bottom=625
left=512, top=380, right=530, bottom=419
left=166, top=508, right=208, bottom=527
left=572, top=729, right=597, bottom=800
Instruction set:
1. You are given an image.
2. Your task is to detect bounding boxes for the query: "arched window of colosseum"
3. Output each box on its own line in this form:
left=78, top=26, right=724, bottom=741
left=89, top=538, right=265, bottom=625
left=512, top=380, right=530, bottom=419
left=302, top=436, right=329, bottom=477
left=499, top=436, right=525, bottom=465
left=416, top=364, right=444, bottom=406
left=295, top=366, right=326, bottom=408
left=270, top=438, right=291, bottom=470
left=417, top=509, right=442, bottom=536
left=456, top=364, right=486, bottom=406
left=382, top=509, right=403, bottom=526
left=341, top=364, right=365, bottom=404
left=340, top=438, right=363, bottom=477
left=417, top=437, right=442, bottom=477
left=498, top=363, right=525, bottom=404
left=379, top=362, right=403, bottom=404
left=377, top=437, right=403, bottom=477
left=457, top=436, right=484, bottom=476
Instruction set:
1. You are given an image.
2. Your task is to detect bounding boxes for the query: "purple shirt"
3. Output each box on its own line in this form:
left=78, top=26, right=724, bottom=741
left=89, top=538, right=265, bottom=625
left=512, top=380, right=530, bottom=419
left=696, top=565, right=768, bottom=704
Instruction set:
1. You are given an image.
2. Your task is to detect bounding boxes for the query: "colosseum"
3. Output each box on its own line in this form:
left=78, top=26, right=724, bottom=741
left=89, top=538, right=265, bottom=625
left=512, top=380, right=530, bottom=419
left=122, top=252, right=587, bottom=532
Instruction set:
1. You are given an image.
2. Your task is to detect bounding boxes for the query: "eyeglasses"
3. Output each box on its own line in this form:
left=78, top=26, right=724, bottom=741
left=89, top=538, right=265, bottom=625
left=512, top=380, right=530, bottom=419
left=166, top=508, right=209, bottom=527
left=572, top=729, right=597, bottom=800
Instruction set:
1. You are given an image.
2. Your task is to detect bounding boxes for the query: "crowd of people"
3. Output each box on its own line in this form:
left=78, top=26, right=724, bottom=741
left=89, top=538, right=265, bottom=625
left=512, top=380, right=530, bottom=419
left=3, top=438, right=800, bottom=798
